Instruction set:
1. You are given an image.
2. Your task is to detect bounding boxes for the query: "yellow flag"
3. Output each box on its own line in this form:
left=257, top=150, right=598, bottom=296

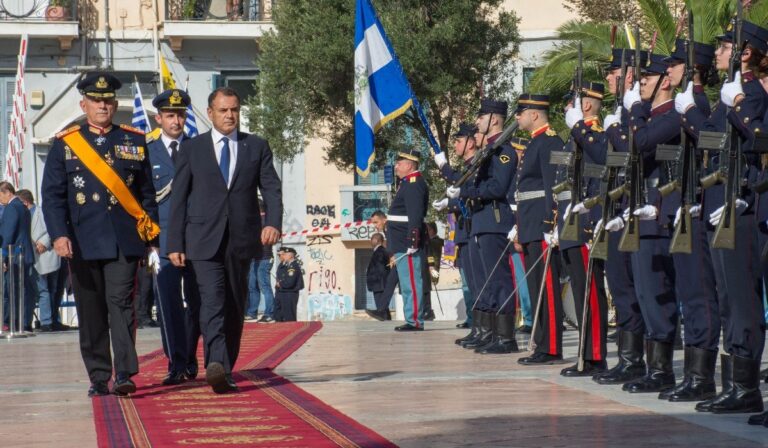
left=160, top=54, right=176, bottom=90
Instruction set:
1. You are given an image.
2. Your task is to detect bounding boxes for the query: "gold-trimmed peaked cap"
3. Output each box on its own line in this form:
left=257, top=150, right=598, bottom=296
left=396, top=148, right=421, bottom=162
left=514, top=93, right=549, bottom=115
left=153, top=89, right=191, bottom=110
left=77, top=72, right=121, bottom=99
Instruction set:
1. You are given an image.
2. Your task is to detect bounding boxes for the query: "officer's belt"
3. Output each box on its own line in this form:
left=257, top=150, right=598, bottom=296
left=387, top=215, right=409, bottom=222
left=510, top=204, right=517, bottom=212
left=515, top=190, right=546, bottom=202
left=156, top=181, right=172, bottom=203
left=556, top=191, right=572, bottom=202
left=62, top=131, right=160, bottom=242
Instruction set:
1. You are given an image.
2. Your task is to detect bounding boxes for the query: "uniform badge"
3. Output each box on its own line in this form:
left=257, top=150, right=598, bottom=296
left=109, top=194, right=118, bottom=205
left=76, top=192, right=86, bottom=205
left=288, top=269, right=295, bottom=276
left=95, top=76, right=108, bottom=89
left=64, top=146, right=73, bottom=160
left=545, top=128, right=557, bottom=137
left=115, top=144, right=145, bottom=161
left=169, top=90, right=182, bottom=106
left=126, top=173, right=134, bottom=186
left=95, top=135, right=107, bottom=146
left=73, top=176, right=85, bottom=189
left=104, top=153, right=115, bottom=166
left=92, top=192, right=101, bottom=202
left=499, top=154, right=510, bottom=164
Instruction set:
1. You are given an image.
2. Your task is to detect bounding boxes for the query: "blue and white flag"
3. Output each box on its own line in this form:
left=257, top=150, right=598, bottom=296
left=131, top=82, right=152, bottom=133
left=354, top=0, right=440, bottom=177
left=184, top=96, right=199, bottom=138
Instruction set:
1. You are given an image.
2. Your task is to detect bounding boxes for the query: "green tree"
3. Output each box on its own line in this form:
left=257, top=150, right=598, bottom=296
left=247, top=0, right=520, bottom=171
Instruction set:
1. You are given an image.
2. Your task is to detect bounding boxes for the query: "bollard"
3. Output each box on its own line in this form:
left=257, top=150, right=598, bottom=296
left=4, top=244, right=25, bottom=339
left=0, top=257, right=4, bottom=337
left=18, top=246, right=33, bottom=337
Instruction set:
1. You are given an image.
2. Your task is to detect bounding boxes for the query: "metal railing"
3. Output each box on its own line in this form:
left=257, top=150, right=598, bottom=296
left=0, top=244, right=34, bottom=340
left=0, top=0, right=78, bottom=22
left=166, top=0, right=274, bottom=22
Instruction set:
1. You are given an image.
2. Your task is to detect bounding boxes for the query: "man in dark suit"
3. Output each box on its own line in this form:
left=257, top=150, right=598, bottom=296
left=0, top=182, right=35, bottom=332
left=167, top=86, right=282, bottom=394
left=366, top=232, right=391, bottom=321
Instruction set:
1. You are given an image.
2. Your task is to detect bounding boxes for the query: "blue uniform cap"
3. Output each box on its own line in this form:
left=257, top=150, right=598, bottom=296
left=663, top=38, right=715, bottom=67
left=152, top=89, right=191, bottom=110
left=453, top=122, right=478, bottom=138
left=514, top=93, right=549, bottom=115
left=642, top=54, right=670, bottom=76
left=717, top=20, right=768, bottom=54
left=77, top=72, right=122, bottom=99
left=606, top=48, right=649, bottom=71
left=477, top=98, right=508, bottom=117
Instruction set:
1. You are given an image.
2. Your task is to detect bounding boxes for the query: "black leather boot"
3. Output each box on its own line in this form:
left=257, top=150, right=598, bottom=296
left=696, top=353, right=732, bottom=412
left=593, top=331, right=646, bottom=385
left=456, top=310, right=480, bottom=345
left=667, top=347, right=717, bottom=402
left=477, top=313, right=519, bottom=354
left=462, top=312, right=492, bottom=349
left=474, top=313, right=499, bottom=352
left=710, top=354, right=764, bottom=414
left=659, top=346, right=691, bottom=400
left=623, top=340, right=675, bottom=393
left=747, top=411, right=768, bottom=426
left=760, top=367, right=768, bottom=383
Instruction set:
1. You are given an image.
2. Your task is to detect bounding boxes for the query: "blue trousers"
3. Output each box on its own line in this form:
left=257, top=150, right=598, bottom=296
left=246, top=258, right=275, bottom=318
left=511, top=251, right=532, bottom=326
left=672, top=218, right=720, bottom=351
left=456, top=243, right=473, bottom=324
left=395, top=252, right=423, bottom=327
left=157, top=257, right=199, bottom=373
left=605, top=231, right=644, bottom=334
left=36, top=270, right=60, bottom=326
left=630, top=237, right=677, bottom=343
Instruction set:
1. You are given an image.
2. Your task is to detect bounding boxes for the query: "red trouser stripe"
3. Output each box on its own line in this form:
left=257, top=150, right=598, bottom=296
left=542, top=241, right=556, bottom=354
left=407, top=255, right=419, bottom=327
left=580, top=245, right=603, bottom=360
left=508, top=254, right=516, bottom=311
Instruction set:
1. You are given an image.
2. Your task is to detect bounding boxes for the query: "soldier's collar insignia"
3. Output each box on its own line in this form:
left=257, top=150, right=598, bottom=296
left=531, top=124, right=551, bottom=138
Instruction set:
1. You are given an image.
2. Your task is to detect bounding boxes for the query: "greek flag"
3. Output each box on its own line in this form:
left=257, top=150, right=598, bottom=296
left=131, top=82, right=152, bottom=133
left=354, top=0, right=440, bottom=177
left=184, top=97, right=199, bottom=138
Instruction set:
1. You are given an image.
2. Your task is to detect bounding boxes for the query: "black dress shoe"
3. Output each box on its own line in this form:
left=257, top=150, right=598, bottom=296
left=39, top=324, right=53, bottom=332
left=365, top=310, right=386, bottom=321
left=516, top=325, right=532, bottom=334
left=456, top=322, right=470, bottom=329
left=394, top=324, right=423, bottom=332
left=518, top=352, right=563, bottom=365
left=88, top=381, right=110, bottom=397
left=606, top=331, right=618, bottom=342
left=384, top=309, right=392, bottom=320
left=52, top=322, right=72, bottom=331
left=747, top=411, right=768, bottom=426
left=224, top=375, right=239, bottom=392
left=561, top=360, right=608, bottom=377
left=185, top=366, right=199, bottom=380
left=162, top=371, right=187, bottom=386
left=421, top=310, right=436, bottom=321
left=112, top=375, right=137, bottom=396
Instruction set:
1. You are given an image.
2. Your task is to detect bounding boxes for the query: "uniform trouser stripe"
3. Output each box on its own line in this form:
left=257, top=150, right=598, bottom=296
left=579, top=245, right=603, bottom=360
left=542, top=241, right=557, bottom=354
left=407, top=255, right=420, bottom=328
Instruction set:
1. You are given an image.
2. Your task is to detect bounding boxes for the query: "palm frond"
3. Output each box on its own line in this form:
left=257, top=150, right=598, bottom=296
left=687, top=0, right=729, bottom=44
left=637, top=0, right=677, bottom=55
left=746, top=0, right=768, bottom=27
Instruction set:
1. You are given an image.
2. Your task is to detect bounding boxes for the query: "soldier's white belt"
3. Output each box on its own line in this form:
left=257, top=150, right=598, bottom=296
left=515, top=190, right=546, bottom=202
left=387, top=215, right=409, bottom=222
left=556, top=191, right=572, bottom=202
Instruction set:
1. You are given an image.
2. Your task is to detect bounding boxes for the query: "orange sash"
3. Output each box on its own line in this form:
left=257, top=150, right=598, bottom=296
left=62, top=131, right=160, bottom=242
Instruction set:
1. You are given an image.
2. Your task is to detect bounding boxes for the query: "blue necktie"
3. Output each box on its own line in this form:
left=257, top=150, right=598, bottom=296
left=220, top=137, right=230, bottom=185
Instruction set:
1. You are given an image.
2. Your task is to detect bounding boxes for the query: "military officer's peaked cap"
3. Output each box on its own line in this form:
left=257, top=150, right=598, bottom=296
left=396, top=148, right=421, bottom=162
left=453, top=122, right=478, bottom=138
left=282, top=247, right=297, bottom=255
left=642, top=54, right=670, bottom=76
left=77, top=72, right=121, bottom=99
left=716, top=19, right=768, bottom=50
left=477, top=98, right=508, bottom=117
left=153, top=89, right=191, bottom=111
left=563, top=81, right=605, bottom=102
left=663, top=38, right=715, bottom=67
left=514, top=93, right=549, bottom=115
left=606, top=48, right=649, bottom=70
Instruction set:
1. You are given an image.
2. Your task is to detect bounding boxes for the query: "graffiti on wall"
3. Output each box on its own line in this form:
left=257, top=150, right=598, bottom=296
left=306, top=204, right=336, bottom=227
left=343, top=224, right=378, bottom=241
left=307, top=292, right=353, bottom=321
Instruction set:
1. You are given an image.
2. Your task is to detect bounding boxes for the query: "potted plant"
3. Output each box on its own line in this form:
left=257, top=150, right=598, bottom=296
left=46, top=0, right=71, bottom=21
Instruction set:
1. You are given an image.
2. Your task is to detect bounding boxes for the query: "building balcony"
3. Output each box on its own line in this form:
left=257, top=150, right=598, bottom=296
left=0, top=1, right=79, bottom=49
left=164, top=0, right=275, bottom=50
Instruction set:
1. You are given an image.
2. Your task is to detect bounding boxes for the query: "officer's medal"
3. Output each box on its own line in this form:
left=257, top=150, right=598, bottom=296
left=95, top=135, right=106, bottom=146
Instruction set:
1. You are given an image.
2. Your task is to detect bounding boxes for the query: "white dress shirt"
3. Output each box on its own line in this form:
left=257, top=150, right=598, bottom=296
left=211, top=127, right=238, bottom=188
left=160, top=133, right=181, bottom=158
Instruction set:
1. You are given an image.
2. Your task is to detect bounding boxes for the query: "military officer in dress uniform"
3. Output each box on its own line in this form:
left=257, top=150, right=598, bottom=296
left=512, top=94, right=564, bottom=365
left=447, top=100, right=518, bottom=354
left=274, top=247, right=304, bottom=322
left=42, top=72, right=159, bottom=397
left=389, top=149, right=428, bottom=331
left=147, top=89, right=202, bottom=385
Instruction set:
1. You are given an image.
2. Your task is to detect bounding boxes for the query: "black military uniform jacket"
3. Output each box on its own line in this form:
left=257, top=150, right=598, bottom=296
left=42, top=123, right=158, bottom=260
left=276, top=259, right=304, bottom=293
left=387, top=171, right=428, bottom=254
left=516, top=124, right=560, bottom=244
left=442, top=160, right=473, bottom=245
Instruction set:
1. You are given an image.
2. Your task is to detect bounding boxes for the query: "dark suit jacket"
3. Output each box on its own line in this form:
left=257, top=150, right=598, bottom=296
left=1, top=197, right=34, bottom=265
left=166, top=130, right=283, bottom=261
left=366, top=245, right=390, bottom=293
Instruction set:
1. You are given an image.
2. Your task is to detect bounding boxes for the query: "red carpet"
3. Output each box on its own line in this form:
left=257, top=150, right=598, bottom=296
left=92, top=322, right=397, bottom=447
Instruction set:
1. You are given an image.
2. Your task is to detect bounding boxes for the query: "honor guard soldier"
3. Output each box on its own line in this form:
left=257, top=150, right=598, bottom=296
left=389, top=149, right=428, bottom=331
left=42, top=72, right=160, bottom=397
left=147, top=89, right=202, bottom=385
left=446, top=99, right=518, bottom=354
left=433, top=123, right=478, bottom=334
left=512, top=94, right=564, bottom=365
left=274, top=247, right=304, bottom=322
left=559, top=82, right=610, bottom=377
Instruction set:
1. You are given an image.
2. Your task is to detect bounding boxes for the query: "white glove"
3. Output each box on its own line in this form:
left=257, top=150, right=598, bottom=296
left=148, top=249, right=161, bottom=274
left=603, top=106, right=622, bottom=129
left=675, top=83, right=695, bottom=114
left=507, top=225, right=518, bottom=242
left=446, top=186, right=461, bottom=199
left=633, top=205, right=658, bottom=221
left=429, top=267, right=439, bottom=280
left=622, top=207, right=631, bottom=221
left=562, top=202, right=573, bottom=221
left=606, top=216, right=625, bottom=232
left=594, top=219, right=604, bottom=233
left=708, top=199, right=748, bottom=226
left=573, top=202, right=590, bottom=215
left=434, top=152, right=447, bottom=168
left=543, top=228, right=559, bottom=247
left=690, top=204, right=701, bottom=218
left=720, top=71, right=744, bottom=107
left=406, top=248, right=419, bottom=255
left=674, top=206, right=682, bottom=227
left=565, top=97, right=584, bottom=129
left=623, top=82, right=641, bottom=110
left=432, top=198, right=448, bottom=211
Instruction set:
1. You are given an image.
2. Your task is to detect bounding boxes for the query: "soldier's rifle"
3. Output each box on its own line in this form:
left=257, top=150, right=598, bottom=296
left=453, top=118, right=519, bottom=187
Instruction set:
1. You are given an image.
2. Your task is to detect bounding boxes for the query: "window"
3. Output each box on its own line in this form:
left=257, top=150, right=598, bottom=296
left=1, top=77, right=14, bottom=178
left=212, top=72, right=259, bottom=102
left=522, top=67, right=537, bottom=92
left=113, top=72, right=159, bottom=99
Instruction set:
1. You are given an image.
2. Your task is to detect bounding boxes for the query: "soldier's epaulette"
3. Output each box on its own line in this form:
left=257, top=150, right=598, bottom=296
left=591, top=123, right=604, bottom=133
left=545, top=128, right=557, bottom=137
left=145, top=134, right=157, bottom=144
left=120, top=124, right=146, bottom=135
left=56, top=125, right=81, bottom=139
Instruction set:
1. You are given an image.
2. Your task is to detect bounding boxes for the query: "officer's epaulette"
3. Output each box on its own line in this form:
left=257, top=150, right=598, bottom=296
left=55, top=125, right=81, bottom=139
left=120, top=124, right=146, bottom=135
left=545, top=128, right=557, bottom=137
left=145, top=134, right=157, bottom=144
left=591, top=123, right=604, bottom=133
